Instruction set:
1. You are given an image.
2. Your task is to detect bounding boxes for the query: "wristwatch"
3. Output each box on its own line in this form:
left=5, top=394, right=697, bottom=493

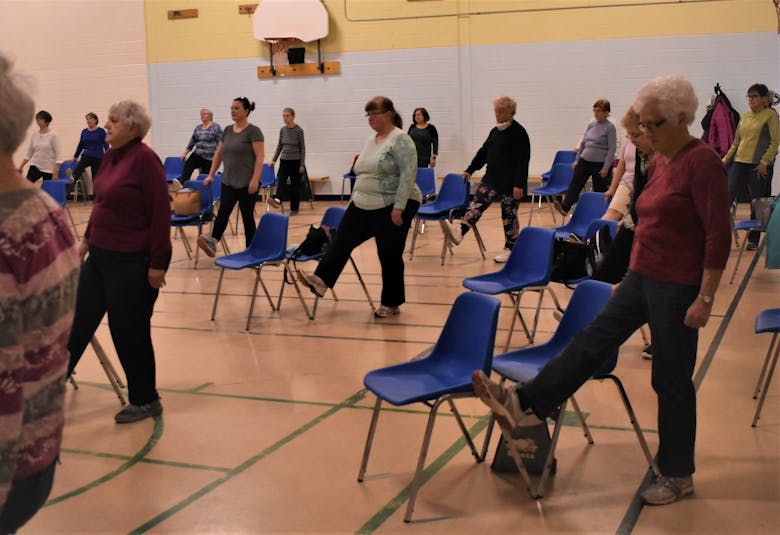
left=698, top=294, right=713, bottom=304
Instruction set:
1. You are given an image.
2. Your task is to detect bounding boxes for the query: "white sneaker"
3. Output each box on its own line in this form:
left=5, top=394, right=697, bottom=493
left=442, top=219, right=463, bottom=245
left=169, top=180, right=183, bottom=192
left=493, top=247, right=511, bottom=263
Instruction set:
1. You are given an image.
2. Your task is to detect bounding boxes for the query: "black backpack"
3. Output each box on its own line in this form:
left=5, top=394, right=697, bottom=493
left=289, top=224, right=335, bottom=260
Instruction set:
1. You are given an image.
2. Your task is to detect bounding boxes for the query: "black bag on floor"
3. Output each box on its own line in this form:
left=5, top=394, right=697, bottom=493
left=551, top=238, right=596, bottom=282
left=490, top=420, right=556, bottom=475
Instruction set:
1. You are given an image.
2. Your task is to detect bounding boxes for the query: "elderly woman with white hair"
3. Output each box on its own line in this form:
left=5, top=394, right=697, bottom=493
left=0, top=53, right=80, bottom=534
left=67, top=100, right=172, bottom=424
left=176, top=108, right=222, bottom=186
left=471, top=76, right=732, bottom=506
left=443, top=95, right=531, bottom=263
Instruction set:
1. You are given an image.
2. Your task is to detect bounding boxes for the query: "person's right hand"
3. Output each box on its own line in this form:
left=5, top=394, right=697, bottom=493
left=203, top=175, right=214, bottom=186
left=461, top=172, right=471, bottom=182
left=70, top=158, right=78, bottom=163
left=269, top=160, right=275, bottom=168
left=180, top=151, right=188, bottom=160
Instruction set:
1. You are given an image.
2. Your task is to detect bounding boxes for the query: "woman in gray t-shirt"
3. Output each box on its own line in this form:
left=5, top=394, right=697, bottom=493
left=198, top=97, right=264, bottom=256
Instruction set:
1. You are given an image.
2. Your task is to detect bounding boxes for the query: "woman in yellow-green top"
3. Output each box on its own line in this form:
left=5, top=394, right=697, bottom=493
left=298, top=96, right=422, bottom=318
left=723, top=83, right=779, bottom=248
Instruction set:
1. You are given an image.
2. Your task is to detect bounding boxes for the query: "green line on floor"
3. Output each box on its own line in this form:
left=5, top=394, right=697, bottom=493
left=60, top=448, right=231, bottom=473
left=45, top=416, right=164, bottom=507
left=356, top=417, right=490, bottom=534
left=128, top=390, right=367, bottom=534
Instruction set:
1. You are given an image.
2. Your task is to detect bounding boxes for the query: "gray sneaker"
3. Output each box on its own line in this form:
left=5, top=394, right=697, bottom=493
left=373, top=305, right=400, bottom=318
left=197, top=235, right=217, bottom=257
left=114, top=399, right=163, bottom=424
left=442, top=219, right=463, bottom=245
left=298, top=271, right=327, bottom=297
left=640, top=476, right=693, bottom=505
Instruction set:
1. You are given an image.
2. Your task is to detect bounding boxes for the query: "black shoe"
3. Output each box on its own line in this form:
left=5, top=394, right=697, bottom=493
left=746, top=241, right=758, bottom=251
left=114, top=399, right=163, bottom=423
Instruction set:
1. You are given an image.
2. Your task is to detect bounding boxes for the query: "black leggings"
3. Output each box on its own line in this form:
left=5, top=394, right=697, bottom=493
left=0, top=459, right=57, bottom=535
left=178, top=153, right=212, bottom=184
left=211, top=184, right=258, bottom=246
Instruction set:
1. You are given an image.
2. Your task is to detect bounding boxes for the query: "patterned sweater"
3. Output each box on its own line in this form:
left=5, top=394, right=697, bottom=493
left=0, top=187, right=79, bottom=513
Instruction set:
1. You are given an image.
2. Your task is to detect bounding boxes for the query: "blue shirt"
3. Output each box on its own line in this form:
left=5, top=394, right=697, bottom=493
left=73, top=128, right=108, bottom=159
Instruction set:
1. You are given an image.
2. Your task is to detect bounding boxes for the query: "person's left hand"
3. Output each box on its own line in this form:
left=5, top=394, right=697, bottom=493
left=248, top=178, right=259, bottom=195
left=756, top=162, right=768, bottom=177
left=299, top=166, right=305, bottom=174
left=429, top=158, right=436, bottom=168
left=148, top=268, right=166, bottom=289
left=684, top=297, right=712, bottom=329
left=391, top=208, right=403, bottom=227
left=513, top=186, right=524, bottom=200
left=599, top=168, right=609, bottom=178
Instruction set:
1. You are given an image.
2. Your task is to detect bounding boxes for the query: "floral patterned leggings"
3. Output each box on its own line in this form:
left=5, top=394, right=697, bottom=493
left=462, top=182, right=520, bottom=249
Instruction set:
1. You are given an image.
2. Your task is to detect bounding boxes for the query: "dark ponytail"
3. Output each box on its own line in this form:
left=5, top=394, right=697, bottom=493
left=365, top=96, right=402, bottom=129
left=234, top=97, right=256, bottom=114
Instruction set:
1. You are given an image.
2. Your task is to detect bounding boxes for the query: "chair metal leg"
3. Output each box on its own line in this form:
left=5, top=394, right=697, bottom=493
left=177, top=227, right=193, bottom=260
left=753, top=333, right=780, bottom=427
left=65, top=206, right=80, bottom=239
left=275, top=265, right=287, bottom=311
left=357, top=397, right=383, bottom=482
left=210, top=268, right=226, bottom=320
left=409, top=218, right=421, bottom=260
left=603, top=374, right=660, bottom=476
left=527, top=194, right=536, bottom=226
left=286, top=261, right=316, bottom=319
left=246, top=268, right=263, bottom=331
left=349, top=256, right=375, bottom=310
left=729, top=230, right=749, bottom=284
left=753, top=333, right=777, bottom=398
left=471, top=224, right=487, bottom=260
left=446, top=397, right=484, bottom=462
left=533, top=399, right=567, bottom=498
left=568, top=395, right=594, bottom=444
left=90, top=337, right=127, bottom=406
left=505, top=291, right=533, bottom=351
left=403, top=397, right=446, bottom=522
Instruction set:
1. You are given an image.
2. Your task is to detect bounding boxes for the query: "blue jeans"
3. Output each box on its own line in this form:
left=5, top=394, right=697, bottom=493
left=728, top=161, right=774, bottom=244
left=518, top=271, right=699, bottom=477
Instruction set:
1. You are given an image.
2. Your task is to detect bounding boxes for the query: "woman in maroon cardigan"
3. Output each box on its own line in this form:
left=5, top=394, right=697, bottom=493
left=67, top=100, right=172, bottom=424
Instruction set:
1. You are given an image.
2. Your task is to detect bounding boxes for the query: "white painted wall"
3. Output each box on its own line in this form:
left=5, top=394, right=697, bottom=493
left=0, top=0, right=149, bottom=167
left=149, top=32, right=780, bottom=195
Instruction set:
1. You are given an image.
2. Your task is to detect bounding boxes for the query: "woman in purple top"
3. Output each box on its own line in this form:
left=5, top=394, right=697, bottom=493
left=68, top=112, right=108, bottom=198
left=556, top=99, right=617, bottom=215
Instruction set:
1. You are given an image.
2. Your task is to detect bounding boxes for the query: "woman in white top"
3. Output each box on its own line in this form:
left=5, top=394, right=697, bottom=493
left=603, top=136, right=638, bottom=221
left=18, top=110, right=60, bottom=182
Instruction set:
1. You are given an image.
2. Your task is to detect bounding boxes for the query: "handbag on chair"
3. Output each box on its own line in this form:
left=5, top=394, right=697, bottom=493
left=171, top=188, right=201, bottom=216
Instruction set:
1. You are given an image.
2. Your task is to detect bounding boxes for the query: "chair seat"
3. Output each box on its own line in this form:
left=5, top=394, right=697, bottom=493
left=735, top=219, right=767, bottom=232
left=215, top=251, right=284, bottom=270
left=756, top=308, right=780, bottom=334
left=492, top=344, right=569, bottom=383
left=286, top=251, right=326, bottom=263
left=463, top=273, right=548, bottom=295
left=531, top=184, right=568, bottom=196
left=172, top=211, right=213, bottom=225
left=416, top=202, right=461, bottom=219
left=364, top=363, right=473, bottom=406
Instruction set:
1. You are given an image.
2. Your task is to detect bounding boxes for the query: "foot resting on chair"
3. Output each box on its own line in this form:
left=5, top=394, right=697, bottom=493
left=197, top=235, right=217, bottom=257
left=298, top=271, right=327, bottom=297
left=268, top=196, right=282, bottom=209
left=472, top=370, right=543, bottom=433
left=442, top=219, right=463, bottom=245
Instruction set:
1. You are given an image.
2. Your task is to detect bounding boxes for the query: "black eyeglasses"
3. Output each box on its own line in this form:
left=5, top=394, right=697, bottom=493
left=365, top=110, right=388, bottom=117
left=638, top=118, right=667, bottom=132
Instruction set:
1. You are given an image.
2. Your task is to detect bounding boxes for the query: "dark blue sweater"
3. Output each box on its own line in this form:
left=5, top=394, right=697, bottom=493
left=73, top=128, right=108, bottom=159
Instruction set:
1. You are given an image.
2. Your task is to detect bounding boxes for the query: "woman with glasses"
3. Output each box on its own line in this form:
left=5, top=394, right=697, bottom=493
left=722, top=83, right=779, bottom=250
left=198, top=97, right=264, bottom=256
left=298, top=96, right=421, bottom=318
left=472, top=75, right=731, bottom=507
left=554, top=99, right=617, bottom=217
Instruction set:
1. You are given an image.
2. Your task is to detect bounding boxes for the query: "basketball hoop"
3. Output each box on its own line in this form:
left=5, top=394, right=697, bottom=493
left=266, top=37, right=296, bottom=56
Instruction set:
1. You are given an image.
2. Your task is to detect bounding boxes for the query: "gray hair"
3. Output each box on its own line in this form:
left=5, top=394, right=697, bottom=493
left=200, top=108, right=213, bottom=119
left=493, top=96, right=517, bottom=116
left=283, top=107, right=295, bottom=116
left=633, top=75, right=698, bottom=126
left=0, top=53, right=35, bottom=154
left=109, top=100, right=152, bottom=139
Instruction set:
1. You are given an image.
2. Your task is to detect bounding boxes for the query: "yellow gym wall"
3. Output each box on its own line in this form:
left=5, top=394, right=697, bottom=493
left=144, top=0, right=773, bottom=64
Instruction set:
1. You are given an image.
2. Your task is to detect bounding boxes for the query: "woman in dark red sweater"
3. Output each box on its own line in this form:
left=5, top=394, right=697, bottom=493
left=67, top=100, right=172, bottom=424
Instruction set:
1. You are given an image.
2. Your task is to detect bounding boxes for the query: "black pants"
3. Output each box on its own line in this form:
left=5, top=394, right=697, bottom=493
left=73, top=155, right=103, bottom=181
left=26, top=165, right=52, bottom=182
left=518, top=271, right=699, bottom=477
left=274, top=159, right=302, bottom=212
left=0, top=460, right=57, bottom=535
left=592, top=226, right=635, bottom=284
left=560, top=159, right=611, bottom=212
left=178, top=153, right=212, bottom=184
left=212, top=184, right=257, bottom=247
left=67, top=246, right=160, bottom=406
left=315, top=200, right=420, bottom=307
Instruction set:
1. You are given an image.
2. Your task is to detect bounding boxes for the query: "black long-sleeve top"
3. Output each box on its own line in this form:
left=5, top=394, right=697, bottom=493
left=465, top=120, right=530, bottom=194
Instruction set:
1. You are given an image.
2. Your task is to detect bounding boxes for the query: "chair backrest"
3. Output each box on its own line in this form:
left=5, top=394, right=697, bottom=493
left=415, top=168, right=436, bottom=197
left=560, top=192, right=607, bottom=237
left=57, top=161, right=78, bottom=180
left=211, top=173, right=222, bottom=201
left=320, top=206, right=345, bottom=229
left=182, top=179, right=214, bottom=211
left=501, top=227, right=556, bottom=283
left=546, top=163, right=575, bottom=189
left=552, top=279, right=613, bottom=347
left=435, top=173, right=468, bottom=206
left=427, top=292, right=501, bottom=376
left=583, top=218, right=619, bottom=241
left=40, top=180, right=67, bottom=207
left=261, top=163, right=276, bottom=188
left=552, top=150, right=576, bottom=167
left=163, top=157, right=184, bottom=180
left=247, top=212, right=289, bottom=259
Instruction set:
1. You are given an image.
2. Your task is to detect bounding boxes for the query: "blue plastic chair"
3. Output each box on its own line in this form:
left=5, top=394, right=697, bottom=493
left=553, top=191, right=607, bottom=240
left=752, top=308, right=780, bottom=426
left=463, top=227, right=558, bottom=350
left=56, top=161, right=78, bottom=180
left=528, top=163, right=574, bottom=225
left=284, top=206, right=375, bottom=319
left=163, top=156, right=184, bottom=182
left=487, top=280, right=659, bottom=498
left=540, top=150, right=576, bottom=182
left=357, top=292, right=501, bottom=522
left=172, top=180, right=214, bottom=268
left=416, top=167, right=436, bottom=203
left=341, top=154, right=359, bottom=201
left=408, top=173, right=486, bottom=264
left=210, top=212, right=289, bottom=331
left=56, top=161, right=88, bottom=202
left=730, top=219, right=768, bottom=284
left=40, top=179, right=79, bottom=238
left=260, top=163, right=278, bottom=212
